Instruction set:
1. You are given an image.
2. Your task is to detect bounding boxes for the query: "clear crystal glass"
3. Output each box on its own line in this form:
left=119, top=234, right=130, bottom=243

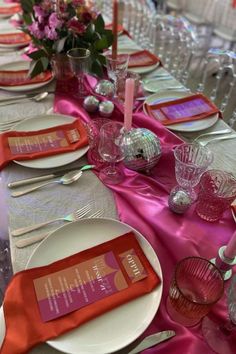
left=202, top=275, right=236, bottom=354
left=173, top=143, right=214, bottom=201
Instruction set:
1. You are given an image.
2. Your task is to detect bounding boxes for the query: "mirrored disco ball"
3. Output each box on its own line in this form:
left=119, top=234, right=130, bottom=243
left=121, top=128, right=161, bottom=172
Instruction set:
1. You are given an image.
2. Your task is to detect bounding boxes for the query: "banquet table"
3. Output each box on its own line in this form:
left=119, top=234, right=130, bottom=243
left=0, top=19, right=236, bottom=354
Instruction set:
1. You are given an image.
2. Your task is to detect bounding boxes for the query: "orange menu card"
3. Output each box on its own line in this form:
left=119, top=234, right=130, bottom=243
left=1, top=232, right=161, bottom=354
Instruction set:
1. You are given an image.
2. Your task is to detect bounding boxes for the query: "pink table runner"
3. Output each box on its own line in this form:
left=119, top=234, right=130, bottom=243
left=54, top=78, right=236, bottom=353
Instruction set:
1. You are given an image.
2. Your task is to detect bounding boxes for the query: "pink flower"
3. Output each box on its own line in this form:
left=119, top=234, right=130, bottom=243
left=67, top=18, right=86, bottom=34
left=28, top=22, right=45, bottom=40
left=49, top=12, right=63, bottom=29
left=33, top=5, right=47, bottom=23
left=45, top=25, right=59, bottom=40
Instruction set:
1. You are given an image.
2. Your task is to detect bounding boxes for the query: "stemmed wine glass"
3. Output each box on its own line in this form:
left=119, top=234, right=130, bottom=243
left=67, top=48, right=90, bottom=97
left=105, top=51, right=129, bottom=97
left=98, top=121, right=125, bottom=185
left=171, top=143, right=214, bottom=202
left=202, top=274, right=236, bottom=354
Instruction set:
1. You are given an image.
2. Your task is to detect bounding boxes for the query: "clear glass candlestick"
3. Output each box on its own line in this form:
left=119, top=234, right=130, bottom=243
left=202, top=275, right=236, bottom=354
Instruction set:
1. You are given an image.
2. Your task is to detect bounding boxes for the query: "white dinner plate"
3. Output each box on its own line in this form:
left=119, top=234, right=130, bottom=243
left=0, top=61, right=54, bottom=92
left=11, top=114, right=89, bottom=169
left=23, top=217, right=163, bottom=354
left=0, top=0, right=20, bottom=19
left=143, top=90, right=219, bottom=132
left=0, top=30, right=30, bottom=49
left=129, top=61, right=160, bottom=74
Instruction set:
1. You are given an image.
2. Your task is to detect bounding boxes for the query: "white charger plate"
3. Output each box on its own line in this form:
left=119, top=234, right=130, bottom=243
left=22, top=217, right=162, bottom=354
left=0, top=61, right=54, bottom=92
left=0, top=30, right=30, bottom=49
left=143, top=90, right=219, bottom=132
left=0, top=0, right=20, bottom=19
left=11, top=114, right=89, bottom=169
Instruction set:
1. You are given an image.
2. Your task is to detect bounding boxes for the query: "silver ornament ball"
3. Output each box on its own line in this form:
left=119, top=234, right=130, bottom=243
left=121, top=128, right=161, bottom=172
left=83, top=95, right=99, bottom=113
left=168, top=187, right=192, bottom=214
left=99, top=100, right=114, bottom=117
left=94, top=80, right=115, bottom=98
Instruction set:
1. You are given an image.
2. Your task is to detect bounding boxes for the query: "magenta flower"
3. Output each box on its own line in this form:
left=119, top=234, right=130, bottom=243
left=67, top=18, right=86, bottom=34
left=28, top=22, right=45, bottom=40
left=49, top=12, right=63, bottom=29
left=44, top=25, right=59, bottom=40
left=33, top=5, right=47, bottom=23
left=72, top=0, right=85, bottom=6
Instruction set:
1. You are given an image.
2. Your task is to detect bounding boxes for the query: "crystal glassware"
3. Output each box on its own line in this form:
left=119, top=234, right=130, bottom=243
left=98, top=121, right=125, bottom=185
left=67, top=48, right=90, bottom=98
left=85, top=118, right=111, bottom=164
left=166, top=256, right=224, bottom=327
left=172, top=143, right=214, bottom=202
left=105, top=51, right=129, bottom=96
left=195, top=169, right=236, bottom=222
left=202, top=274, right=236, bottom=354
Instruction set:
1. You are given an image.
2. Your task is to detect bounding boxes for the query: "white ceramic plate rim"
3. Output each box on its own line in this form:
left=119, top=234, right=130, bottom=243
left=11, top=113, right=89, bottom=169
left=0, top=60, right=54, bottom=91
left=143, top=90, right=219, bottom=132
left=25, top=217, right=163, bottom=354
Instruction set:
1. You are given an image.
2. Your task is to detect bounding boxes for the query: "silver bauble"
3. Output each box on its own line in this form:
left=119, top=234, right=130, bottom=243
left=121, top=128, right=161, bottom=172
left=83, top=95, right=99, bottom=113
left=94, top=80, right=115, bottom=98
left=99, top=100, right=114, bottom=117
left=168, top=187, right=192, bottom=214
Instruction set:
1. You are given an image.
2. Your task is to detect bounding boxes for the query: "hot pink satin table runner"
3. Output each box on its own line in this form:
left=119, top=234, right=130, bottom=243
left=54, top=78, right=236, bottom=353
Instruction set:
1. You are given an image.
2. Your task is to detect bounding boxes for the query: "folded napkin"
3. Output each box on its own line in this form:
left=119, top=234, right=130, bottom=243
left=0, top=4, right=21, bottom=15
left=0, top=118, right=88, bottom=170
left=0, top=69, right=52, bottom=86
left=0, top=32, right=30, bottom=45
left=144, top=93, right=220, bottom=125
left=232, top=0, right=236, bottom=8
left=128, top=50, right=160, bottom=68
left=0, top=232, right=160, bottom=354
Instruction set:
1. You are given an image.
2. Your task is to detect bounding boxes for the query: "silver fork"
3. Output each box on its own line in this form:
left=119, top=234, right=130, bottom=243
left=11, top=203, right=92, bottom=237
left=15, top=210, right=103, bottom=248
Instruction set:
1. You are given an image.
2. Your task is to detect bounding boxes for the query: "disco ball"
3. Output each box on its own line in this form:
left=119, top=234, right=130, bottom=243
left=121, top=128, right=161, bottom=172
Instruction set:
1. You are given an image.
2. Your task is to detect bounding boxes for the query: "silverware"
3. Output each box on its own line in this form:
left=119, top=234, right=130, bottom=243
left=194, top=129, right=232, bottom=142
left=11, top=170, right=83, bottom=197
left=116, top=330, right=176, bottom=354
left=0, top=92, right=50, bottom=107
left=7, top=164, right=95, bottom=188
left=198, top=133, right=236, bottom=146
left=15, top=210, right=103, bottom=248
left=142, top=76, right=173, bottom=83
left=12, top=203, right=93, bottom=236
left=0, top=90, right=54, bottom=104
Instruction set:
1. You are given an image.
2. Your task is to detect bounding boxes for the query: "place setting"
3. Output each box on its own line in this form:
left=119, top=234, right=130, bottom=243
left=0, top=1, right=236, bottom=354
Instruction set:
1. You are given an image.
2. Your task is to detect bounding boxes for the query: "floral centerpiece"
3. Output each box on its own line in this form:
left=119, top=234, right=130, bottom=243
left=20, top=0, right=113, bottom=77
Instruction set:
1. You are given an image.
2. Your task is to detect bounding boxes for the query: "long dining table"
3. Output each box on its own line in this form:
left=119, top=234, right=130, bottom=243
left=0, top=14, right=236, bottom=354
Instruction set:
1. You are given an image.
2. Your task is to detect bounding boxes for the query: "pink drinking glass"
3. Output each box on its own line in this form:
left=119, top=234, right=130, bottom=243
left=195, top=169, right=236, bottom=222
left=166, top=256, right=224, bottom=327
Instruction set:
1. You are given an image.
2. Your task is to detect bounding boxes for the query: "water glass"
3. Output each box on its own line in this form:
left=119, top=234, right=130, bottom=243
left=173, top=143, right=214, bottom=201
left=85, top=118, right=111, bottom=164
left=195, top=170, right=236, bottom=222
left=51, top=53, right=73, bottom=92
left=116, top=71, right=141, bottom=101
left=98, top=121, right=125, bottom=184
left=105, top=52, right=129, bottom=96
left=167, top=256, right=224, bottom=327
left=67, top=48, right=90, bottom=97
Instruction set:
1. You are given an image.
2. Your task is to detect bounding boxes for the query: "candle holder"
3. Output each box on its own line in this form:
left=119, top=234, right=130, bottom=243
left=211, top=246, right=236, bottom=281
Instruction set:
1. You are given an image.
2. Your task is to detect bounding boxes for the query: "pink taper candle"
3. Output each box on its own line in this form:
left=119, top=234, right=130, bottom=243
left=124, top=78, right=135, bottom=131
left=112, top=0, right=118, bottom=60
left=224, top=230, right=236, bottom=260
